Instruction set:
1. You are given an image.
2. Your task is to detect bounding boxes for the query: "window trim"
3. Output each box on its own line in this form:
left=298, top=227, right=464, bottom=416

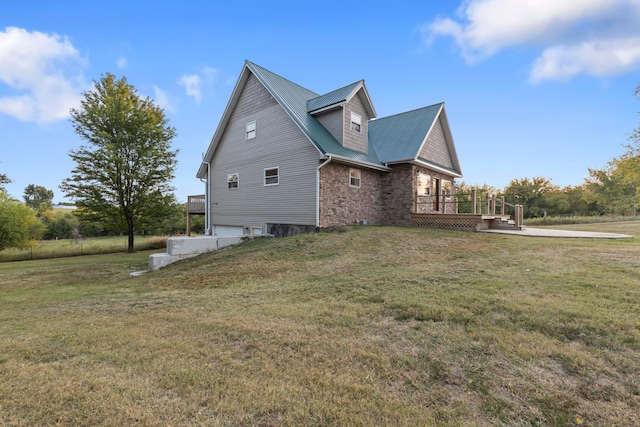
left=349, top=168, right=361, bottom=188
left=227, top=173, right=239, bottom=190
left=264, top=167, right=279, bottom=186
left=350, top=112, right=361, bottom=133
left=246, top=121, right=256, bottom=140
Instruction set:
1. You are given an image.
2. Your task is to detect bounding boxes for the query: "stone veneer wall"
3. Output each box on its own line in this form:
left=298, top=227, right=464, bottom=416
left=381, top=164, right=414, bottom=226
left=381, top=164, right=457, bottom=225
left=320, top=162, right=457, bottom=229
left=319, top=162, right=383, bottom=228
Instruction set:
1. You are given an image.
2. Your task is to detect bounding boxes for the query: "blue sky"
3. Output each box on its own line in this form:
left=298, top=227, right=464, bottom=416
left=1, top=1, right=639, bottom=203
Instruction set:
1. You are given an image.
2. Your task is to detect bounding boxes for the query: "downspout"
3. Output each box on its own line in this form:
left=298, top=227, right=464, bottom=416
left=199, top=161, right=212, bottom=235
left=316, top=156, right=332, bottom=230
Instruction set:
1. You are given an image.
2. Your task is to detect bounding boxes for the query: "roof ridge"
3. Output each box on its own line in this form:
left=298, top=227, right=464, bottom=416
left=246, top=60, right=319, bottom=98
left=372, top=102, right=443, bottom=122
left=308, top=79, right=363, bottom=102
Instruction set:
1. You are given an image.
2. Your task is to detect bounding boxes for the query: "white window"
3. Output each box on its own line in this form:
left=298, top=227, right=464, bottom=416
left=350, top=112, right=361, bottom=133
left=246, top=121, right=256, bottom=139
left=417, top=173, right=431, bottom=195
left=227, top=173, right=239, bottom=189
left=349, top=168, right=361, bottom=188
left=264, top=167, right=279, bottom=186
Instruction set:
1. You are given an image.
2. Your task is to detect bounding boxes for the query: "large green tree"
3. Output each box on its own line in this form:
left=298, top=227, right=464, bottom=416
left=61, top=73, right=178, bottom=252
left=585, top=84, right=640, bottom=216
left=503, top=177, right=556, bottom=218
left=23, top=184, right=54, bottom=214
left=0, top=190, right=43, bottom=251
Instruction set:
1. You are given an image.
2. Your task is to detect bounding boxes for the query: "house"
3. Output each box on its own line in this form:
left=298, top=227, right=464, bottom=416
left=196, top=60, right=463, bottom=237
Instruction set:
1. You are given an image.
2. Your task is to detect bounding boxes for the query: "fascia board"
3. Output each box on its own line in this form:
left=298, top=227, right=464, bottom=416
left=438, top=105, right=463, bottom=175
left=345, top=80, right=376, bottom=118
left=308, top=102, right=344, bottom=115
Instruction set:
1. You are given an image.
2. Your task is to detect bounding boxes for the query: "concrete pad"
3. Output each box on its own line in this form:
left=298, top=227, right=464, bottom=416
left=481, top=227, right=632, bottom=239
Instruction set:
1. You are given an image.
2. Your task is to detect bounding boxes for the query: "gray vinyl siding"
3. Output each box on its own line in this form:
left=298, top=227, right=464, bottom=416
left=342, top=92, right=368, bottom=154
left=419, top=117, right=454, bottom=169
left=315, top=108, right=343, bottom=144
left=210, top=73, right=320, bottom=229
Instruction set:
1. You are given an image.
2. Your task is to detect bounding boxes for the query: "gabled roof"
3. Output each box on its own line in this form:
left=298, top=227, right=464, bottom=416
left=369, top=104, right=462, bottom=176
left=198, top=61, right=387, bottom=178
left=307, top=80, right=376, bottom=118
left=198, top=61, right=461, bottom=178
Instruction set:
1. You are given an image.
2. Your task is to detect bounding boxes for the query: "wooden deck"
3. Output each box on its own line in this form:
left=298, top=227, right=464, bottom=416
left=186, top=195, right=205, bottom=235
left=187, top=195, right=205, bottom=214
left=411, top=213, right=523, bottom=232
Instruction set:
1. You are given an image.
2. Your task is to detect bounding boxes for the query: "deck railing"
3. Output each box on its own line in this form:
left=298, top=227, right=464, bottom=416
left=415, top=189, right=524, bottom=229
left=187, top=195, right=206, bottom=214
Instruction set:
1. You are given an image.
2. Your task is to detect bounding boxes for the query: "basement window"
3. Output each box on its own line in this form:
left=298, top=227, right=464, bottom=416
left=350, top=112, right=361, bottom=133
left=227, top=173, right=239, bottom=189
left=349, top=168, right=361, bottom=188
left=264, top=167, right=279, bottom=186
left=246, top=121, right=256, bottom=139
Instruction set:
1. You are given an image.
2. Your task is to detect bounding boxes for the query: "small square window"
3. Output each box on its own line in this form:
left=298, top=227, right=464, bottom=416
left=264, top=167, right=279, bottom=186
left=350, top=112, right=361, bottom=133
left=349, top=168, right=361, bottom=188
left=227, top=173, right=239, bottom=189
left=246, top=121, right=256, bottom=140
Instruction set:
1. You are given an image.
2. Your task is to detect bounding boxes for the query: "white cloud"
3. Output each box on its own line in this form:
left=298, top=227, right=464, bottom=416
left=116, top=57, right=128, bottom=69
left=423, top=0, right=640, bottom=81
left=178, top=74, right=202, bottom=104
left=530, top=38, right=640, bottom=82
left=153, top=84, right=175, bottom=113
left=179, top=67, right=218, bottom=104
left=0, top=27, right=86, bottom=122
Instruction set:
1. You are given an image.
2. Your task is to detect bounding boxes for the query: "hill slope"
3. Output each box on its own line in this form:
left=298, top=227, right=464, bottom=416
left=1, top=225, right=639, bottom=425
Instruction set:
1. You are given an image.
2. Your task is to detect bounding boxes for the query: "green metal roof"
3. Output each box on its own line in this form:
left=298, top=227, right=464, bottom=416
left=199, top=61, right=461, bottom=177
left=306, top=81, right=362, bottom=113
left=247, top=61, right=386, bottom=168
left=368, top=104, right=442, bottom=163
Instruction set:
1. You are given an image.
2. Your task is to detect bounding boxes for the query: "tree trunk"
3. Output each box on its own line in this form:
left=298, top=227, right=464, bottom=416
left=127, top=220, right=135, bottom=253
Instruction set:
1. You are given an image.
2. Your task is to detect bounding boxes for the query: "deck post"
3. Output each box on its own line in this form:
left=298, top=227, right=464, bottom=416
left=500, top=197, right=505, bottom=216
left=471, top=189, right=477, bottom=214
left=519, top=204, right=525, bottom=228
left=491, top=194, right=496, bottom=215
left=485, top=193, right=490, bottom=215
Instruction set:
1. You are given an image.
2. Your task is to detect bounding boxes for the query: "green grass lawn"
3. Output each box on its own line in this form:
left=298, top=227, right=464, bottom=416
left=0, top=224, right=638, bottom=426
left=0, top=235, right=167, bottom=262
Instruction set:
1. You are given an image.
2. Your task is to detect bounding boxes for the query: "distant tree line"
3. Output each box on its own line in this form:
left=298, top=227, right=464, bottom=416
left=0, top=176, right=204, bottom=251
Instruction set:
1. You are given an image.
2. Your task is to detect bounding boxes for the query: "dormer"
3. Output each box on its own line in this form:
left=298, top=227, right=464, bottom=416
left=307, top=80, right=376, bottom=154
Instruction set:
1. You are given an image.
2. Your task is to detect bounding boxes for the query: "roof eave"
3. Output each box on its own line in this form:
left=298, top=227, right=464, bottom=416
left=384, top=158, right=462, bottom=178
left=308, top=102, right=345, bottom=115
left=328, top=154, right=391, bottom=172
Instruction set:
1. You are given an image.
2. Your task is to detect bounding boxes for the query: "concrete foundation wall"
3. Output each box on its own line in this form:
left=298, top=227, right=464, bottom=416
left=149, top=235, right=265, bottom=272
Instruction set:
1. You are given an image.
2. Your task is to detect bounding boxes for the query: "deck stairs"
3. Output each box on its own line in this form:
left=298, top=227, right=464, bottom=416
left=484, top=215, right=524, bottom=231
